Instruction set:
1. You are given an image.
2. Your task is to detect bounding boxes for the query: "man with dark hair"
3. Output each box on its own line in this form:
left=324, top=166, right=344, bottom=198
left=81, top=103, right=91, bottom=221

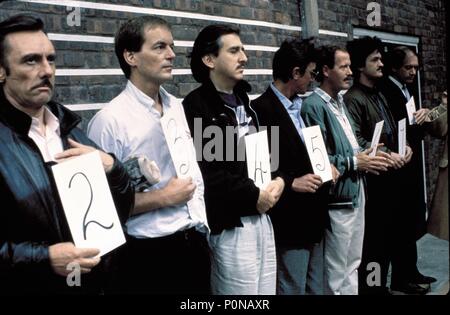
left=88, top=16, right=210, bottom=294
left=302, top=45, right=391, bottom=294
left=251, top=39, right=335, bottom=295
left=344, top=36, right=415, bottom=295
left=183, top=24, right=285, bottom=294
left=378, top=46, right=436, bottom=293
left=0, top=14, right=134, bottom=294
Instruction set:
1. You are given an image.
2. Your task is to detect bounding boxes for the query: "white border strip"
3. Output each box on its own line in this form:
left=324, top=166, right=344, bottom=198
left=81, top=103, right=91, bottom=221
left=48, top=33, right=113, bottom=43
left=56, top=68, right=273, bottom=76
left=65, top=103, right=106, bottom=111
left=48, top=33, right=280, bottom=51
left=66, top=92, right=314, bottom=111
left=353, top=28, right=419, bottom=45
left=19, top=0, right=302, bottom=32
left=318, top=29, right=348, bottom=38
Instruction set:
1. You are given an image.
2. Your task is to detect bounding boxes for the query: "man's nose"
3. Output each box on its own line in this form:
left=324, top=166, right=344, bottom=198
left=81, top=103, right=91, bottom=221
left=167, top=46, right=176, bottom=59
left=239, top=50, right=247, bottom=63
left=40, top=59, right=54, bottom=77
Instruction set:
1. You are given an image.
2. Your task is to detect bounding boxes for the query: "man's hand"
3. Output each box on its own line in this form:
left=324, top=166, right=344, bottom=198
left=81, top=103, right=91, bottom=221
left=161, top=177, right=196, bottom=207
left=291, top=174, right=322, bottom=193
left=266, top=177, right=285, bottom=203
left=54, top=139, right=114, bottom=173
left=414, top=108, right=430, bottom=125
left=404, top=145, right=413, bottom=163
left=331, top=164, right=341, bottom=184
left=356, top=149, right=390, bottom=175
left=48, top=242, right=100, bottom=276
left=256, top=189, right=276, bottom=214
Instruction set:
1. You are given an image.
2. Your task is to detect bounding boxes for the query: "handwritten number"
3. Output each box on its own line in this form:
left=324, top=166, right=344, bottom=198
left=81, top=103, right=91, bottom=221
left=68, top=172, right=114, bottom=240
left=167, top=118, right=190, bottom=175
left=253, top=142, right=267, bottom=183
left=311, top=136, right=325, bottom=171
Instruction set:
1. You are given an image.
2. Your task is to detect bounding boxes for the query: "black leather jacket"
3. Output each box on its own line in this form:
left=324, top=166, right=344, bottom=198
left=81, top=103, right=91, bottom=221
left=0, top=89, right=134, bottom=294
left=182, top=80, right=261, bottom=235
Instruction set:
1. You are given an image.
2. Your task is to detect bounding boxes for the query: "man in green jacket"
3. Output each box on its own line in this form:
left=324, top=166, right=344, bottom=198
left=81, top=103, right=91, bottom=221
left=302, top=45, right=391, bottom=295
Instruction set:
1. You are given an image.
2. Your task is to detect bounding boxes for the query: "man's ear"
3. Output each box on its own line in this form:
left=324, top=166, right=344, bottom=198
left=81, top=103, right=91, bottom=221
left=322, top=65, right=329, bottom=79
left=123, top=49, right=137, bottom=67
left=292, top=66, right=301, bottom=80
left=0, top=66, right=6, bottom=83
left=201, top=54, right=215, bottom=70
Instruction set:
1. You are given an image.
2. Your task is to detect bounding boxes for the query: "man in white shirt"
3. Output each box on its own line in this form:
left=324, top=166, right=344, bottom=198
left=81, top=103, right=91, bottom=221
left=88, top=16, right=210, bottom=294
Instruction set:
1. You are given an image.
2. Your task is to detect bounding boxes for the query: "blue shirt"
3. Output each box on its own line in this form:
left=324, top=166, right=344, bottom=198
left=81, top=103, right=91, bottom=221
left=270, top=83, right=305, bottom=142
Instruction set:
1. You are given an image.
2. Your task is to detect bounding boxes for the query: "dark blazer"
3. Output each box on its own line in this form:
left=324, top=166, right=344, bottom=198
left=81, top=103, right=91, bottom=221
left=182, top=79, right=261, bottom=235
left=251, top=87, right=329, bottom=248
left=378, top=77, right=427, bottom=239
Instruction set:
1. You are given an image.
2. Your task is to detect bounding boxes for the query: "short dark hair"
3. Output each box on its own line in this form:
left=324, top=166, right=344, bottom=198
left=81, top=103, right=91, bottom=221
left=115, top=16, right=171, bottom=79
left=272, top=38, right=317, bottom=83
left=346, top=36, right=384, bottom=79
left=385, top=46, right=416, bottom=74
left=0, top=14, right=45, bottom=74
left=315, top=45, right=347, bottom=83
left=189, top=24, right=240, bottom=83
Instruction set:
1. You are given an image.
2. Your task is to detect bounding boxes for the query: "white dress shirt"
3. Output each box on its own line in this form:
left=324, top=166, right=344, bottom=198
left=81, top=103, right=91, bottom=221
left=88, top=81, right=208, bottom=238
left=28, top=106, right=64, bottom=162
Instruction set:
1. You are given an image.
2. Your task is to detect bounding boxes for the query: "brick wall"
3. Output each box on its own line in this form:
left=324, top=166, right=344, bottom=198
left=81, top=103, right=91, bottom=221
left=0, top=0, right=447, bottom=205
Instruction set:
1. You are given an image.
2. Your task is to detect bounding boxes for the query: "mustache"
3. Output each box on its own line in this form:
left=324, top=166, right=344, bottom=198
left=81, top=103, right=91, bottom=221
left=32, top=79, right=53, bottom=90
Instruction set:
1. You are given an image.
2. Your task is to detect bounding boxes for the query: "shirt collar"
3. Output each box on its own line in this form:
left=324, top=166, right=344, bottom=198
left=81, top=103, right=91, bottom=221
left=270, top=82, right=302, bottom=111
left=388, top=75, right=406, bottom=91
left=30, top=106, right=61, bottom=136
left=126, top=80, right=172, bottom=111
left=315, top=87, right=345, bottom=111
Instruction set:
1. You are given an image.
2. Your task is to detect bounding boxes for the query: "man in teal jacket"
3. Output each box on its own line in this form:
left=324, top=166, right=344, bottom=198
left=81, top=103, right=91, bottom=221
left=301, top=45, right=391, bottom=294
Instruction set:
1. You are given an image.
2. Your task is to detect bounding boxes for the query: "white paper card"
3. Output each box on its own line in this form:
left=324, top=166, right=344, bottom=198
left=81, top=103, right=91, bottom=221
left=302, top=125, right=333, bottom=183
left=398, top=118, right=406, bottom=157
left=370, top=120, right=384, bottom=157
left=245, top=130, right=272, bottom=189
left=405, top=97, right=416, bottom=125
left=160, top=109, right=195, bottom=179
left=52, top=151, right=125, bottom=256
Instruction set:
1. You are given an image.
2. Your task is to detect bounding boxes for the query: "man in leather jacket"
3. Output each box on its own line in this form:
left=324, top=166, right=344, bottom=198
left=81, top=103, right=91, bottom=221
left=0, top=15, right=134, bottom=294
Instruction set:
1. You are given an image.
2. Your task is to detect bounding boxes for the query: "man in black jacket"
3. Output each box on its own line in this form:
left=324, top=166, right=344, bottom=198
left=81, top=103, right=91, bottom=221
left=344, top=36, right=417, bottom=295
left=0, top=15, right=134, bottom=294
left=251, top=39, right=336, bottom=295
left=378, top=46, right=436, bottom=293
left=183, top=24, right=284, bottom=294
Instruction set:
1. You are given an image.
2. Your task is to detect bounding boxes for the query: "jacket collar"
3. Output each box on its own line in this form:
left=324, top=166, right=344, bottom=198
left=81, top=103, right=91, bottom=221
left=200, top=78, right=251, bottom=109
left=0, top=87, right=81, bottom=137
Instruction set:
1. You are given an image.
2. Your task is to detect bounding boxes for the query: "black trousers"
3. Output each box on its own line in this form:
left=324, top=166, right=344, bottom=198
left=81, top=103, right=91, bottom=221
left=113, top=227, right=211, bottom=294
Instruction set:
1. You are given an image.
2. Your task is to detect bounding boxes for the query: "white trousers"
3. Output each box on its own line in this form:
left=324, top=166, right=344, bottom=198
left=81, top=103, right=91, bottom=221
left=209, top=214, right=277, bottom=295
left=324, top=182, right=365, bottom=295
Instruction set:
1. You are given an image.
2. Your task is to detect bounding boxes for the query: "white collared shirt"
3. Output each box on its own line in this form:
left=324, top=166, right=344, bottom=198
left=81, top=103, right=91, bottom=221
left=315, top=87, right=360, bottom=170
left=87, top=81, right=208, bottom=238
left=28, top=106, right=64, bottom=162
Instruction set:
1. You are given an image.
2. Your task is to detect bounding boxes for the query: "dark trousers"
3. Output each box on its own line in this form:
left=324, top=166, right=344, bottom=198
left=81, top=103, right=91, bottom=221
left=113, top=227, right=211, bottom=294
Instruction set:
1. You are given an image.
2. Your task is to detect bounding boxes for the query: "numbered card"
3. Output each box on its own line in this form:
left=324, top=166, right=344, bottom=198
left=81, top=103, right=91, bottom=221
left=52, top=151, right=126, bottom=256
left=398, top=118, right=406, bottom=157
left=245, top=130, right=272, bottom=189
left=302, top=125, right=333, bottom=183
left=160, top=109, right=195, bottom=179
left=405, top=97, right=416, bottom=125
left=369, top=120, right=384, bottom=157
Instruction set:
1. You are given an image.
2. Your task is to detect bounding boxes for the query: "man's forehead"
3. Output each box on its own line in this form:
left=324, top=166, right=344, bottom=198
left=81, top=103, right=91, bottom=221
left=5, top=30, right=54, bottom=54
left=219, top=33, right=242, bottom=48
left=404, top=53, right=418, bottom=65
left=143, top=26, right=173, bottom=42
